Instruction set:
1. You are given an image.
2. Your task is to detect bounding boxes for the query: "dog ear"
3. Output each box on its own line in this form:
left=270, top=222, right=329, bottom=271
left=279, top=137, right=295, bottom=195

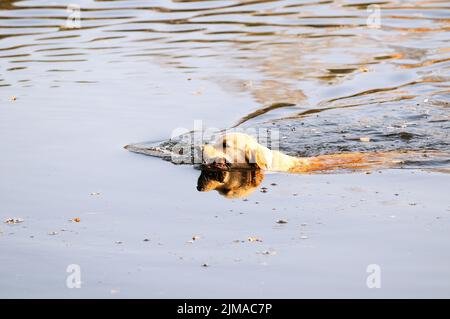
left=246, top=147, right=269, bottom=170
left=254, top=149, right=268, bottom=170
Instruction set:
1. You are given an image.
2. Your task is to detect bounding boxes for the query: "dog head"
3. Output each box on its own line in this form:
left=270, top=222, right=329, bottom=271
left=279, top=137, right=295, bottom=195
left=197, top=169, right=264, bottom=198
left=201, top=133, right=272, bottom=170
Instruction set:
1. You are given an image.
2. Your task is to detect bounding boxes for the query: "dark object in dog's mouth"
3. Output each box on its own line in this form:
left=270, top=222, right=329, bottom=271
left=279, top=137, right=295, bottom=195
left=200, top=163, right=262, bottom=172
left=202, top=162, right=231, bottom=170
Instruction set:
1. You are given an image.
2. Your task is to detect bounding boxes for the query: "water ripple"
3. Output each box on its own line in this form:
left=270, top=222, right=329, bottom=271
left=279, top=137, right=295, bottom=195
left=0, top=0, right=449, bottom=156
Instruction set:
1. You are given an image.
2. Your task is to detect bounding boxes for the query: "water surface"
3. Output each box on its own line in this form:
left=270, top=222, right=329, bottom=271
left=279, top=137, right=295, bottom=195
left=1, top=0, right=449, bottom=152
left=1, top=0, right=450, bottom=298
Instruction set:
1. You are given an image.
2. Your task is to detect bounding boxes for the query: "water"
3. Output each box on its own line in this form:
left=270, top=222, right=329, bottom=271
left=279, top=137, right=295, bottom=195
left=4, top=0, right=439, bottom=161
left=1, top=0, right=450, bottom=298
left=1, top=1, right=449, bottom=150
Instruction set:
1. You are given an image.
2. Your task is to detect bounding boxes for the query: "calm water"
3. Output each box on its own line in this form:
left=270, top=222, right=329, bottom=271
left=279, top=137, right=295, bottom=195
left=1, top=0, right=450, bottom=298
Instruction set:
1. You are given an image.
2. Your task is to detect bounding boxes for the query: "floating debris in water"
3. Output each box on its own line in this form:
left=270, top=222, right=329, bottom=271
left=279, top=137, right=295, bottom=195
left=4, top=218, right=24, bottom=224
left=276, top=219, right=288, bottom=224
left=260, top=250, right=277, bottom=256
left=260, top=187, right=268, bottom=193
left=201, top=263, right=209, bottom=268
left=90, top=192, right=100, bottom=196
left=71, top=217, right=81, bottom=223
left=360, top=137, right=371, bottom=142
left=115, top=241, right=123, bottom=244
left=192, top=88, right=204, bottom=95
left=271, top=183, right=277, bottom=186
left=243, top=81, right=253, bottom=87
left=48, top=231, right=58, bottom=236
left=110, top=288, right=120, bottom=295
left=248, top=236, right=262, bottom=242
left=143, top=238, right=150, bottom=242
left=192, top=235, right=200, bottom=241
left=10, top=96, right=17, bottom=101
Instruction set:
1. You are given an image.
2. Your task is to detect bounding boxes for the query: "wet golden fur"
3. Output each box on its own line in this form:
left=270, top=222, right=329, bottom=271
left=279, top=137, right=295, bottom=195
left=202, top=132, right=411, bottom=173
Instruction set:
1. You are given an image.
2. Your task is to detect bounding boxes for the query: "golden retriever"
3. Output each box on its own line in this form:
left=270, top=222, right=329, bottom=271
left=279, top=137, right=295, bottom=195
left=201, top=132, right=416, bottom=173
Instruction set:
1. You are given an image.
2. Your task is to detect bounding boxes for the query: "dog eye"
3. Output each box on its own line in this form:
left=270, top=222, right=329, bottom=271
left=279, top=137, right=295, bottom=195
left=222, top=140, right=227, bottom=148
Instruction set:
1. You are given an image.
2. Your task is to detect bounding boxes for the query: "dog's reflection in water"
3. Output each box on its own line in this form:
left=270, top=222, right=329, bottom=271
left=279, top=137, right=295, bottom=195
left=197, top=169, right=264, bottom=198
